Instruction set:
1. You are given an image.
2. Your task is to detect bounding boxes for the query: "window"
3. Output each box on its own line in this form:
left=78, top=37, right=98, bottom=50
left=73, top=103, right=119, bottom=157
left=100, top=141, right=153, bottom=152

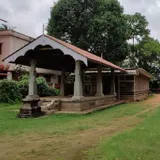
left=0, top=43, right=2, bottom=55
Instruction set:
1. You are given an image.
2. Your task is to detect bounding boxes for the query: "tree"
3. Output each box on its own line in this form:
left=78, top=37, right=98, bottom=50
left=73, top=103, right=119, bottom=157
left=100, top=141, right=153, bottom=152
left=127, top=13, right=150, bottom=46
left=136, top=37, right=160, bottom=76
left=0, top=24, right=8, bottom=31
left=123, top=36, right=160, bottom=81
left=122, top=13, right=150, bottom=69
left=47, top=0, right=130, bottom=63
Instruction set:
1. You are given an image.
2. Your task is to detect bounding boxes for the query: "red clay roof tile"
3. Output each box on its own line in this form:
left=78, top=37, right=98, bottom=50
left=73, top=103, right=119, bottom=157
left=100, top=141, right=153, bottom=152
left=46, top=35, right=126, bottom=72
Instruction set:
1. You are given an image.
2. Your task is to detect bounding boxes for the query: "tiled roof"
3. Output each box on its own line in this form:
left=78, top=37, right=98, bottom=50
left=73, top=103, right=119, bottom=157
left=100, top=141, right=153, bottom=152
left=46, top=35, right=126, bottom=72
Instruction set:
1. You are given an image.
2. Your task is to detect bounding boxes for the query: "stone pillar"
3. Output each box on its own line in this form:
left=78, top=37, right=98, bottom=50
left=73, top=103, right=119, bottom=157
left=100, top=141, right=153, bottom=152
left=27, top=59, right=39, bottom=99
left=60, top=70, right=65, bottom=96
left=110, top=68, right=116, bottom=95
left=95, top=66, right=104, bottom=96
left=18, top=59, right=43, bottom=118
left=81, top=69, right=85, bottom=96
left=72, top=60, right=84, bottom=100
left=7, top=72, right=13, bottom=80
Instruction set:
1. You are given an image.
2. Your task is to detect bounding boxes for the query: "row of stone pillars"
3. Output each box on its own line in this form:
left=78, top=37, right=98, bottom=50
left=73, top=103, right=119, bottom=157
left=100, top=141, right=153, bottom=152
left=18, top=59, right=116, bottom=118
left=60, top=60, right=116, bottom=99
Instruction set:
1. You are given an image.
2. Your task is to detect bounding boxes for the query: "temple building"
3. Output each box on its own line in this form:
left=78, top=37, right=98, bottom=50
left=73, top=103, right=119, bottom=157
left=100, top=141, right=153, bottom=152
left=3, top=34, right=152, bottom=117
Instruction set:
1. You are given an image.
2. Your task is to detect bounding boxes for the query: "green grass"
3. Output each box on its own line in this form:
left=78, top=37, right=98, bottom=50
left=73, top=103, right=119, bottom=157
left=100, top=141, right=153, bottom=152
left=0, top=101, right=146, bottom=136
left=85, top=106, right=160, bottom=160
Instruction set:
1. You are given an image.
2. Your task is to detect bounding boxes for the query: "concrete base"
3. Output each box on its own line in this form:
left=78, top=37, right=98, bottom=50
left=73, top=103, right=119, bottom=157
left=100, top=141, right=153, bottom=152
left=17, top=97, right=44, bottom=118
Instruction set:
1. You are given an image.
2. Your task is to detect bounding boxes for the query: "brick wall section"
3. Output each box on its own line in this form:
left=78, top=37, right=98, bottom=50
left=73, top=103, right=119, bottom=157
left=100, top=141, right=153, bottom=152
left=134, top=75, right=150, bottom=101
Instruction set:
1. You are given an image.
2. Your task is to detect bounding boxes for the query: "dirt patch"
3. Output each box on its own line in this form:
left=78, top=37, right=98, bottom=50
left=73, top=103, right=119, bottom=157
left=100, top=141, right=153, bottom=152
left=0, top=95, right=160, bottom=160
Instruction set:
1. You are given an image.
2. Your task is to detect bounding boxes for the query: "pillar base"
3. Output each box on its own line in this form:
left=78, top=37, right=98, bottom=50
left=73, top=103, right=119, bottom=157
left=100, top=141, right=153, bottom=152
left=17, top=96, right=44, bottom=118
left=95, top=94, right=104, bottom=97
left=72, top=96, right=84, bottom=101
left=109, top=93, right=117, bottom=96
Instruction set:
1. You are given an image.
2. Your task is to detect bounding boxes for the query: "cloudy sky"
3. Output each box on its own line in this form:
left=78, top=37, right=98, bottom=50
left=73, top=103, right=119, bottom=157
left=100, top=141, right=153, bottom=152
left=0, top=0, right=160, bottom=39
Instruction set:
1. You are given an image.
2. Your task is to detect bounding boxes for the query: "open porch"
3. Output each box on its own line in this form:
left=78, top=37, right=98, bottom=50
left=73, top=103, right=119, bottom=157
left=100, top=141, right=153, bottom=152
left=40, top=95, right=124, bottom=115
left=3, top=34, right=126, bottom=117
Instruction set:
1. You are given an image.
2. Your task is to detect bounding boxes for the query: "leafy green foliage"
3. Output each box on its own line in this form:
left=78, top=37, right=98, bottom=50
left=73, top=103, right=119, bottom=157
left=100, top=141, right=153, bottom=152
left=47, top=0, right=130, bottom=63
left=127, top=12, right=150, bottom=45
left=18, top=75, right=28, bottom=98
left=0, top=80, right=21, bottom=103
left=18, top=75, right=59, bottom=97
left=37, top=77, right=56, bottom=97
left=0, top=75, right=60, bottom=103
left=122, top=36, right=160, bottom=88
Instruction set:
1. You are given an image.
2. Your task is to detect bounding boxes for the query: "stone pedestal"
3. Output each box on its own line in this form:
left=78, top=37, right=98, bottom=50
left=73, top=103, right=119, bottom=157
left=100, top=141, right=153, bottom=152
left=17, top=96, right=43, bottom=118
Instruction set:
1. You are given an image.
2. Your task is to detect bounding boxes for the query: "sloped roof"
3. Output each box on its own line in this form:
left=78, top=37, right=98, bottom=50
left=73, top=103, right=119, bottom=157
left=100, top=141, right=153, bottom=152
left=46, top=35, right=126, bottom=72
left=3, top=34, right=126, bottom=72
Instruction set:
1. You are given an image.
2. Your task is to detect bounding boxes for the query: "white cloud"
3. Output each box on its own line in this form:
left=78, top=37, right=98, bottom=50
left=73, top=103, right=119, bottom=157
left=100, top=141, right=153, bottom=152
left=0, top=0, right=55, bottom=38
left=0, top=0, right=160, bottom=40
left=119, top=0, right=160, bottom=40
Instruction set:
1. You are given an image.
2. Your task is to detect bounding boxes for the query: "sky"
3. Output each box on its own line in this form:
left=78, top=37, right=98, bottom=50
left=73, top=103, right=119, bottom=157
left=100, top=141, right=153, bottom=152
left=0, top=0, right=160, bottom=39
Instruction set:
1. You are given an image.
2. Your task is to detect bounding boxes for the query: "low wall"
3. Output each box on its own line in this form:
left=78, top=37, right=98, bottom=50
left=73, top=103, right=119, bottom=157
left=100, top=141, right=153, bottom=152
left=60, top=95, right=117, bottom=112
left=120, top=90, right=149, bottom=101
left=134, top=90, right=149, bottom=101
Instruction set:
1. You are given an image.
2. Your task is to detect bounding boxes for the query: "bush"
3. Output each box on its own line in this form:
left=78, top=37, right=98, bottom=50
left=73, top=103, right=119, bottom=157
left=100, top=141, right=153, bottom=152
left=37, top=77, right=56, bottom=97
left=18, top=79, right=28, bottom=98
left=18, top=75, right=59, bottom=98
left=0, top=75, right=59, bottom=103
left=0, top=80, right=22, bottom=103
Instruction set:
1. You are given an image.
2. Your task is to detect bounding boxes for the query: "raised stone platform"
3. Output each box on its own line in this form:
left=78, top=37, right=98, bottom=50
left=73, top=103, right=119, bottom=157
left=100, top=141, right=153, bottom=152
left=40, top=95, right=118, bottom=114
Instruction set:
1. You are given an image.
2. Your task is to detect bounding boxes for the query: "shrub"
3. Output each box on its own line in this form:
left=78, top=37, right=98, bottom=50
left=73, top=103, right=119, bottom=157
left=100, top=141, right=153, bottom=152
left=0, top=75, right=59, bottom=103
left=18, top=79, right=28, bottom=98
left=37, top=77, right=56, bottom=97
left=18, top=75, right=59, bottom=98
left=0, top=80, right=22, bottom=103
left=54, top=88, right=60, bottom=96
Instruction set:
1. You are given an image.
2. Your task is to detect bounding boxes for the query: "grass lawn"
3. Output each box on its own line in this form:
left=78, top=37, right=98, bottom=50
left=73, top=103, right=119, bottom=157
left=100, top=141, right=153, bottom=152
left=85, top=99, right=160, bottom=160
left=0, top=101, right=145, bottom=136
left=0, top=94, right=160, bottom=160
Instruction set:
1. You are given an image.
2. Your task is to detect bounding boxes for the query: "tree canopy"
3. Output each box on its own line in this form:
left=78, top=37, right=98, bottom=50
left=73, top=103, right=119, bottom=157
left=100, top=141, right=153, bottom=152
left=126, top=13, right=150, bottom=46
left=136, top=37, right=160, bottom=77
left=47, top=0, right=130, bottom=63
left=123, top=36, right=160, bottom=81
left=47, top=0, right=160, bottom=87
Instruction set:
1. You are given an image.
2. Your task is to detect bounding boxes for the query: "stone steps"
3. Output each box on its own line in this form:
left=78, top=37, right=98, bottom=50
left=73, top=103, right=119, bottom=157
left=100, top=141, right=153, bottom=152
left=40, top=99, right=61, bottom=115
